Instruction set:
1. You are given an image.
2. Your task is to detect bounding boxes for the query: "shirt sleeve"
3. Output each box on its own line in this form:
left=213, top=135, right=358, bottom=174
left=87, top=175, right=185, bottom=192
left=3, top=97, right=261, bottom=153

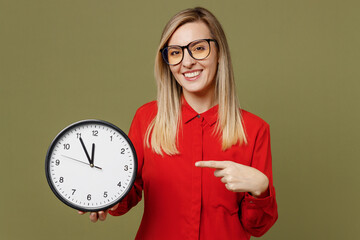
left=240, top=122, right=278, bottom=237
left=108, top=109, right=144, bottom=216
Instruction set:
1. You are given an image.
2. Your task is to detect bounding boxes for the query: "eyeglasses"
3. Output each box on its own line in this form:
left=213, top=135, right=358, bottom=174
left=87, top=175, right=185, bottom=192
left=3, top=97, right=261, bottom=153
left=160, top=39, right=217, bottom=65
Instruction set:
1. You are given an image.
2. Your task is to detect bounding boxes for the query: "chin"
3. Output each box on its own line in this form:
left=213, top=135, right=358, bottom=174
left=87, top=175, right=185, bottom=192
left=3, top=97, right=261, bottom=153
left=181, top=83, right=203, bottom=93
left=183, top=86, right=211, bottom=96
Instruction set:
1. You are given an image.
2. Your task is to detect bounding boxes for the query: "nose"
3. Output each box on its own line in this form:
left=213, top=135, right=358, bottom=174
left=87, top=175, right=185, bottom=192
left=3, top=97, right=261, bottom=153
left=182, top=49, right=196, bottom=68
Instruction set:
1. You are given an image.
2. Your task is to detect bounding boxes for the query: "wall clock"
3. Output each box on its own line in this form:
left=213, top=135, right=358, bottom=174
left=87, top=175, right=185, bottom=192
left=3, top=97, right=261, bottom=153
left=45, top=120, right=137, bottom=212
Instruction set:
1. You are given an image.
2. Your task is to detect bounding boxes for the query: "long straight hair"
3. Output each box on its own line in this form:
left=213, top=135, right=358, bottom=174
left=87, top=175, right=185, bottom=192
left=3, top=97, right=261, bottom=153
left=146, top=7, right=247, bottom=155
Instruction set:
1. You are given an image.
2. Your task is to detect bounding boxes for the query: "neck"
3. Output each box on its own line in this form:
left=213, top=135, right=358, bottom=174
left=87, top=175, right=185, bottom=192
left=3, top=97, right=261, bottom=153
left=183, top=88, right=217, bottom=114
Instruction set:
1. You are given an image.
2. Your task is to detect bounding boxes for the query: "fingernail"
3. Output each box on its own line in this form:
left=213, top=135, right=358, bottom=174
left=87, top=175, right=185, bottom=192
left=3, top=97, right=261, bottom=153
left=195, top=162, right=199, bottom=167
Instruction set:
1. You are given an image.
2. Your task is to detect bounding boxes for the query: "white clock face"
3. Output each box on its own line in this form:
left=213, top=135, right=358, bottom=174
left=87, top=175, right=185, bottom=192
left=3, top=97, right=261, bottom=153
left=45, top=120, right=137, bottom=212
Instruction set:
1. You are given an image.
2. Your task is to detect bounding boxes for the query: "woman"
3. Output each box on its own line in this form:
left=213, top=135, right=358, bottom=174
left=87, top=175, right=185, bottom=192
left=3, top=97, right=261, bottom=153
left=80, top=7, right=278, bottom=239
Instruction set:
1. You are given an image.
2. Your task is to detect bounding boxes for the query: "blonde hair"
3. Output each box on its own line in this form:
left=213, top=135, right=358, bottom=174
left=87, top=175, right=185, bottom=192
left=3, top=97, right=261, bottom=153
left=146, top=7, right=247, bottom=155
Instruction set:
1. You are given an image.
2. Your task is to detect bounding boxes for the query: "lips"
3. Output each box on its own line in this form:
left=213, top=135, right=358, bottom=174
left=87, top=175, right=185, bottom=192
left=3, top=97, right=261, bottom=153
left=183, top=70, right=202, bottom=81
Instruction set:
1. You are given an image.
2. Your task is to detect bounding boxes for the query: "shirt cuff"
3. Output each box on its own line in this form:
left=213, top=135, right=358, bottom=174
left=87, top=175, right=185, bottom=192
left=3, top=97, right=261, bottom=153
left=108, top=198, right=130, bottom=216
left=244, top=185, right=275, bottom=208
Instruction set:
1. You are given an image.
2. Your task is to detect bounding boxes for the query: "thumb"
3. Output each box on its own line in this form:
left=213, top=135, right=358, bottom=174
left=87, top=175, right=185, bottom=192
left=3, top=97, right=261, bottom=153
left=78, top=210, right=86, bottom=215
left=110, top=203, right=120, bottom=211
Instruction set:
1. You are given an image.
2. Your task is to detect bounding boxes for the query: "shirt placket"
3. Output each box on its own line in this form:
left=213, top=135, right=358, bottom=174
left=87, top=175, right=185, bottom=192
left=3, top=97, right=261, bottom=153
left=189, top=114, right=203, bottom=240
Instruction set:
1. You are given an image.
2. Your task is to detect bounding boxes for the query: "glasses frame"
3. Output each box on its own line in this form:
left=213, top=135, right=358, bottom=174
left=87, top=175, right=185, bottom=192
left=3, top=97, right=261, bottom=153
left=160, top=39, right=217, bottom=66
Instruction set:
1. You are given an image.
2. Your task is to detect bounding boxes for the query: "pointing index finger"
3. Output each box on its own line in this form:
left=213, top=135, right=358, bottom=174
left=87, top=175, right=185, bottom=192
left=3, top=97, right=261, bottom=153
left=195, top=161, right=228, bottom=169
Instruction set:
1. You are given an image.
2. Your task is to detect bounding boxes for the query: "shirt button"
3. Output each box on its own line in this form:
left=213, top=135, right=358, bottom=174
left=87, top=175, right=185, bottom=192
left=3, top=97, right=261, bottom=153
left=197, top=115, right=201, bottom=118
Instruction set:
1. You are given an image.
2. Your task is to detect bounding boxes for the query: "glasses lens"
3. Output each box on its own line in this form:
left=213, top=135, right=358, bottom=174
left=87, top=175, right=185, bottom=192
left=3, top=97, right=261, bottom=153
left=165, top=46, right=183, bottom=65
left=189, top=40, right=210, bottom=60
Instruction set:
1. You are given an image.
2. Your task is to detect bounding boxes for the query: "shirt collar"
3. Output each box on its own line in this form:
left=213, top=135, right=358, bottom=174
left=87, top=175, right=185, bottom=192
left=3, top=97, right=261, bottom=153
left=181, top=96, right=218, bottom=126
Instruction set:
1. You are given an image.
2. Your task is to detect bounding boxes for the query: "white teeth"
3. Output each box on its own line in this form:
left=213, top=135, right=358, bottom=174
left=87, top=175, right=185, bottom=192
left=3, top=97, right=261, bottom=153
left=184, top=71, right=200, bottom=78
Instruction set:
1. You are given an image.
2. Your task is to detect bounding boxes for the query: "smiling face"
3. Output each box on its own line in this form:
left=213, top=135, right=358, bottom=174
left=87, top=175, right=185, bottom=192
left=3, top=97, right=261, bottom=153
left=167, top=21, right=218, bottom=99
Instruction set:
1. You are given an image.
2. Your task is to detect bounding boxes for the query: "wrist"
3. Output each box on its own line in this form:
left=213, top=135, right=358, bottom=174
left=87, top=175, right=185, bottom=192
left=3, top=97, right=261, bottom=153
left=251, top=173, right=269, bottom=198
left=251, top=187, right=269, bottom=198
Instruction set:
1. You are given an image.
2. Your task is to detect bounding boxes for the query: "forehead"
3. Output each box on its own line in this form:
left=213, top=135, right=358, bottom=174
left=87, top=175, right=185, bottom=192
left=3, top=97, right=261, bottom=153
left=168, top=21, right=212, bottom=46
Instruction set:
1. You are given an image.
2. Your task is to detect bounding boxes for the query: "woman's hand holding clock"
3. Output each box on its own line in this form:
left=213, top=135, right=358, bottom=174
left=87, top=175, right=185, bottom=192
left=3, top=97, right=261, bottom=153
left=78, top=203, right=119, bottom=222
left=195, top=160, right=269, bottom=197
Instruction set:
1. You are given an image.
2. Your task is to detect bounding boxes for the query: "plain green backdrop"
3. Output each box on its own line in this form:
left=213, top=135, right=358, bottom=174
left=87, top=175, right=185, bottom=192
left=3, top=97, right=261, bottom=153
left=1, top=0, right=359, bottom=239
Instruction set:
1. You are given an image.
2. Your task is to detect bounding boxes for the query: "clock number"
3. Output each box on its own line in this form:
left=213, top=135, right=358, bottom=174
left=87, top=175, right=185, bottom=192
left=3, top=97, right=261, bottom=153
left=63, top=144, right=70, bottom=150
left=87, top=194, right=91, bottom=201
left=124, top=165, right=128, bottom=171
left=55, top=159, right=60, bottom=166
left=92, top=130, right=98, bottom=136
left=121, top=148, right=125, bottom=154
left=103, top=191, right=108, bottom=198
left=76, top=133, right=81, bottom=139
left=59, top=177, right=64, bottom=183
left=110, top=136, right=113, bottom=141
left=117, top=181, right=121, bottom=187
left=72, top=189, right=76, bottom=195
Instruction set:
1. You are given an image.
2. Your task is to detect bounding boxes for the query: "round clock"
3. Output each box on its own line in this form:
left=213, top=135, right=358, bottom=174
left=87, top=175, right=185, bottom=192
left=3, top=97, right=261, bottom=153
left=45, top=119, right=137, bottom=212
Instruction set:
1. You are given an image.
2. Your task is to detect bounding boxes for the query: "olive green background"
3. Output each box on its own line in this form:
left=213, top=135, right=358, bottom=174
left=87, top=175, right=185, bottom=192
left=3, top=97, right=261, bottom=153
left=1, top=0, right=359, bottom=239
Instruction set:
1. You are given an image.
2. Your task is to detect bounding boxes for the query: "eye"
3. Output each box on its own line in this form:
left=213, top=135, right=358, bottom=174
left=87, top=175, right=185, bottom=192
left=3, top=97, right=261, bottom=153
left=170, top=50, right=181, bottom=56
left=191, top=43, right=207, bottom=52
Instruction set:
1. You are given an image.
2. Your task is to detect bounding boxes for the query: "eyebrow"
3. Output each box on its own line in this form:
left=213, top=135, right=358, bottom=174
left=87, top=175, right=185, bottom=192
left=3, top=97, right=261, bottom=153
left=167, top=38, right=210, bottom=47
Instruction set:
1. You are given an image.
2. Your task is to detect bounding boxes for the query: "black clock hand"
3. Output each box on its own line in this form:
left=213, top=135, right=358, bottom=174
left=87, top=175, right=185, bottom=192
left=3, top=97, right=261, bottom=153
left=79, top=137, right=92, bottom=166
left=91, top=143, right=95, bottom=165
left=61, top=155, right=102, bottom=170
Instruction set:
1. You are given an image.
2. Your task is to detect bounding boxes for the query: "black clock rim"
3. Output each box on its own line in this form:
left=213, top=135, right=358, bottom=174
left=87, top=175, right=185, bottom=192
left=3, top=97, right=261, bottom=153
left=45, top=119, right=138, bottom=212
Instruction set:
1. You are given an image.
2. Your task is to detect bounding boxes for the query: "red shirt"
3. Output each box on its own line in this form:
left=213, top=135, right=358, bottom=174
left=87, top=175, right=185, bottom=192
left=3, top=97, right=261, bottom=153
left=109, top=100, right=278, bottom=239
